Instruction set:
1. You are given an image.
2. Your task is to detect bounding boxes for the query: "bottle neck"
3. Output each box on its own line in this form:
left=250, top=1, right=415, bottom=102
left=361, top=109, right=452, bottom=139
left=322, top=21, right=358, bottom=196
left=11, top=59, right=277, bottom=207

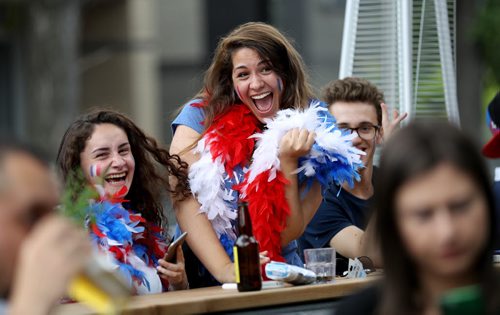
left=237, top=204, right=253, bottom=236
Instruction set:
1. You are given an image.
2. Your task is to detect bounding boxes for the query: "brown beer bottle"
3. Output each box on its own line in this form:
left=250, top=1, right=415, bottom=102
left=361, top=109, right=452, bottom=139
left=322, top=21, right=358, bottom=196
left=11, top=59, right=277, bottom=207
left=233, top=201, right=262, bottom=291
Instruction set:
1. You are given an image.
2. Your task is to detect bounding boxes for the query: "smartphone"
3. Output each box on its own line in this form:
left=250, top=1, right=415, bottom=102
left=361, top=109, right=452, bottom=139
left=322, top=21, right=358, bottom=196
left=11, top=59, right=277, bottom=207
left=163, top=232, right=188, bottom=263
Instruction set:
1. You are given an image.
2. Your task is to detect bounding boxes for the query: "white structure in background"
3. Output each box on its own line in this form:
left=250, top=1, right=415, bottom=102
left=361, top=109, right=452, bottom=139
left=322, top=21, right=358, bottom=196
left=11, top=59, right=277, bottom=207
left=339, top=0, right=459, bottom=125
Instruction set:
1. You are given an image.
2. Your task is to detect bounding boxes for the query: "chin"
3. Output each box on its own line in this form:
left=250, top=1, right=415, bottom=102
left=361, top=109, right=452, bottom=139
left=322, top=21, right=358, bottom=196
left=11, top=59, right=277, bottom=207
left=105, top=185, right=127, bottom=196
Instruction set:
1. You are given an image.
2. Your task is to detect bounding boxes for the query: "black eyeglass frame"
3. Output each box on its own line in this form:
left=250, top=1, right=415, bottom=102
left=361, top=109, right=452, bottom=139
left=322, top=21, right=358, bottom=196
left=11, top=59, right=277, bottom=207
left=338, top=123, right=381, bottom=141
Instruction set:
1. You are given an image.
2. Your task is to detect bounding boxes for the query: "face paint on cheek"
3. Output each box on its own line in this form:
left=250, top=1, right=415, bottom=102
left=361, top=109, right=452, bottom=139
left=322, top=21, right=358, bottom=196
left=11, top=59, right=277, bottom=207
left=277, top=78, right=282, bottom=92
left=89, top=164, right=101, bottom=178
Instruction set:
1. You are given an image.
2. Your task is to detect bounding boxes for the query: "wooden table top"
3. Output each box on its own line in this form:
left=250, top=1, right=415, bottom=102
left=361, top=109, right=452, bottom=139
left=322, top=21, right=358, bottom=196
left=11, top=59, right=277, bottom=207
left=54, top=275, right=379, bottom=315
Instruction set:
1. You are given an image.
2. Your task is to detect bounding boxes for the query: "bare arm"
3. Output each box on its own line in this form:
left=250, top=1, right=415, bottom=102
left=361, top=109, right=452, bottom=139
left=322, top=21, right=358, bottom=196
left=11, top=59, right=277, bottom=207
left=329, top=225, right=366, bottom=259
left=329, top=218, right=381, bottom=267
left=278, top=129, right=323, bottom=245
left=169, top=125, right=234, bottom=284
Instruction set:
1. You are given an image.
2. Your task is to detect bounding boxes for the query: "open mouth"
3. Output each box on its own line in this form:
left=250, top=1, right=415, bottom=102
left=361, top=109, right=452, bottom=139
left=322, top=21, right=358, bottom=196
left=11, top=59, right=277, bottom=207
left=251, top=92, right=275, bottom=115
left=104, top=172, right=127, bottom=185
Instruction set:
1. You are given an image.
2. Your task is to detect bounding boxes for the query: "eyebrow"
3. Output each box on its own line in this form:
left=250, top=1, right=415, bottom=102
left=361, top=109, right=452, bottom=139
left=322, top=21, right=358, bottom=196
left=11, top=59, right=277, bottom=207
left=233, top=60, right=271, bottom=72
left=337, top=121, right=377, bottom=126
left=91, top=147, right=109, bottom=154
left=91, top=142, right=129, bottom=154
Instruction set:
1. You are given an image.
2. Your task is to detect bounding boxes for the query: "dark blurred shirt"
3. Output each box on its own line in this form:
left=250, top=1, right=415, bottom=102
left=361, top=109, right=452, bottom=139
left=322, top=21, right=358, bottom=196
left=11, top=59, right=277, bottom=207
left=298, top=175, right=374, bottom=264
left=494, top=167, right=500, bottom=250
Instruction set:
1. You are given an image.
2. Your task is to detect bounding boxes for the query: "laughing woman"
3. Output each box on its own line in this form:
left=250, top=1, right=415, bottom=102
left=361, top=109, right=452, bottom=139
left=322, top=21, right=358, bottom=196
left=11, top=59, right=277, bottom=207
left=57, top=109, right=190, bottom=294
left=170, top=22, right=362, bottom=287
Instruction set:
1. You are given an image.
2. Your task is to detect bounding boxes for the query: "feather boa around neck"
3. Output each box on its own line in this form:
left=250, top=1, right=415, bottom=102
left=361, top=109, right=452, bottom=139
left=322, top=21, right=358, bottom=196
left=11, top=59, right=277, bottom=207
left=189, top=101, right=364, bottom=263
left=87, top=199, right=167, bottom=292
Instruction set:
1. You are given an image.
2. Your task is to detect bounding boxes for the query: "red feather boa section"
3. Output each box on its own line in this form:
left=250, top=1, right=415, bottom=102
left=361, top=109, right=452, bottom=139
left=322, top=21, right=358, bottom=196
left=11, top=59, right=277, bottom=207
left=206, top=104, right=261, bottom=175
left=237, top=171, right=290, bottom=263
left=202, top=103, right=290, bottom=263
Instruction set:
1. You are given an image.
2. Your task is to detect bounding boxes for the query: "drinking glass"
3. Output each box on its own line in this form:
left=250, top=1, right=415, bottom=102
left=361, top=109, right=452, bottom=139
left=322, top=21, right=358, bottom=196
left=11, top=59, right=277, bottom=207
left=304, top=248, right=336, bottom=283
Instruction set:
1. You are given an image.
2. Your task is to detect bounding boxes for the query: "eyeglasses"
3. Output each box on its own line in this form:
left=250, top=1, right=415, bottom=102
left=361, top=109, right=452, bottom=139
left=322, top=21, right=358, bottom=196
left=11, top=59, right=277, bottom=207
left=338, top=123, right=380, bottom=141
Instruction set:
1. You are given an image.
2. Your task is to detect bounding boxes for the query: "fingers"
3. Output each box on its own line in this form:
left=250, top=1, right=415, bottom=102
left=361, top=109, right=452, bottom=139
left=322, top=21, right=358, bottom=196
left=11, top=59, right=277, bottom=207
left=380, top=103, right=409, bottom=142
left=279, top=128, right=316, bottom=159
left=259, top=250, right=270, bottom=265
left=157, top=257, right=187, bottom=285
left=382, top=103, right=408, bottom=125
left=305, top=130, right=316, bottom=148
left=381, top=103, right=390, bottom=126
left=25, top=215, right=91, bottom=266
left=157, top=259, right=184, bottom=272
left=13, top=215, right=91, bottom=306
left=175, top=245, right=185, bottom=264
left=157, top=263, right=183, bottom=277
left=393, top=111, right=408, bottom=124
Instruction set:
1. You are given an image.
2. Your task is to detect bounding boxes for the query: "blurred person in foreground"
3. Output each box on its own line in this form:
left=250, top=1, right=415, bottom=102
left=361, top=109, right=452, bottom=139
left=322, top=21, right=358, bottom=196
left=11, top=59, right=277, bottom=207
left=299, top=77, right=406, bottom=271
left=336, top=121, right=500, bottom=315
left=481, top=91, right=500, bottom=249
left=0, top=141, right=91, bottom=315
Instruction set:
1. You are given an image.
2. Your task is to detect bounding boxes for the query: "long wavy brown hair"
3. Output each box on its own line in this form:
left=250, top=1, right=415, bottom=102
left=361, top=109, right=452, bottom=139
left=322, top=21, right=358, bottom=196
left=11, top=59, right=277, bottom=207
left=57, top=109, right=189, bottom=226
left=375, top=121, right=499, bottom=315
left=195, top=21, right=315, bottom=131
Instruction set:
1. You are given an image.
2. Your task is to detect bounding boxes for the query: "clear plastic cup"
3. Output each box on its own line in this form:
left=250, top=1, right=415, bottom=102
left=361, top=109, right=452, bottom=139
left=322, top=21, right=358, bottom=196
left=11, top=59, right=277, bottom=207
left=303, top=248, right=336, bottom=283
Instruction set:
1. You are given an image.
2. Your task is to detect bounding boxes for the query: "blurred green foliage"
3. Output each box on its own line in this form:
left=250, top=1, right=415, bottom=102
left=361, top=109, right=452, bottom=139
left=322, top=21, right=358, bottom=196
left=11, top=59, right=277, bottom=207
left=473, top=0, right=500, bottom=87
left=59, top=169, right=98, bottom=226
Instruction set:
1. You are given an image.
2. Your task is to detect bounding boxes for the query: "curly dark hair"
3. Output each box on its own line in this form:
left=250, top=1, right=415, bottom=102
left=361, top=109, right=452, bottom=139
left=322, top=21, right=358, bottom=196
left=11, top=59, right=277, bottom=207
left=56, top=109, right=190, bottom=226
left=375, top=121, right=499, bottom=315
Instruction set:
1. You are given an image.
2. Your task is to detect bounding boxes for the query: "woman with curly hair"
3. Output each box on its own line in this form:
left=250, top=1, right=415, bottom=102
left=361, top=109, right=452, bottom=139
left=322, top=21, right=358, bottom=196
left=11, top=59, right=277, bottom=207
left=57, top=109, right=190, bottom=294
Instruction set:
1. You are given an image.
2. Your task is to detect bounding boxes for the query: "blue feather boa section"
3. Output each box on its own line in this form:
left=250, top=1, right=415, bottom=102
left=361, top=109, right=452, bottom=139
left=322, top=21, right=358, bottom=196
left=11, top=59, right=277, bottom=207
left=86, top=201, right=167, bottom=292
left=298, top=106, right=362, bottom=192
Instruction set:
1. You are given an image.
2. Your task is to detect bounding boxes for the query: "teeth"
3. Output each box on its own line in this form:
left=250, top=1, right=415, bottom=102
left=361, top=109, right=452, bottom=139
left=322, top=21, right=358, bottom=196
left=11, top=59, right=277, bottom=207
left=106, top=172, right=126, bottom=180
left=251, top=92, right=271, bottom=100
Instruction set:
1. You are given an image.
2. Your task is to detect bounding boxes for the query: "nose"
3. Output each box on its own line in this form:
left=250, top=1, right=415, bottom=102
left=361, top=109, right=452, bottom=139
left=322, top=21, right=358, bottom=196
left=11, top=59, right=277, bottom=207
left=351, top=131, right=362, bottom=145
left=110, top=153, right=126, bottom=168
left=434, top=210, right=457, bottom=245
left=249, top=74, right=264, bottom=90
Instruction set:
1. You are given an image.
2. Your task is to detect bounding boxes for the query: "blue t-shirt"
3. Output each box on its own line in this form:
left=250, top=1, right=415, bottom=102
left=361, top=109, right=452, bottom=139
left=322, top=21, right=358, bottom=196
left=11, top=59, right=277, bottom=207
left=171, top=100, right=304, bottom=287
left=171, top=99, right=205, bottom=135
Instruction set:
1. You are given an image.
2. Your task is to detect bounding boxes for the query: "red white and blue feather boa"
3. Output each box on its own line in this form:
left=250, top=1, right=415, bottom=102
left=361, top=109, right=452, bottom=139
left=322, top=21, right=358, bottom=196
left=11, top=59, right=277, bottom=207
left=189, top=101, right=364, bottom=263
left=86, top=190, right=168, bottom=294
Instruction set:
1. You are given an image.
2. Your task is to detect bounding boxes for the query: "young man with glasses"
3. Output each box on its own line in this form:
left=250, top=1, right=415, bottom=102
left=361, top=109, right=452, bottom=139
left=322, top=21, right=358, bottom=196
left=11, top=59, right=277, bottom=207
left=298, top=77, right=406, bottom=271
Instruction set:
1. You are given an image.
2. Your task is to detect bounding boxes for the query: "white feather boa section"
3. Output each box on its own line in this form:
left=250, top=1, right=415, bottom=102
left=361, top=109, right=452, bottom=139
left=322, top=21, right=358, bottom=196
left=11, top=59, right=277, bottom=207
left=189, top=135, right=238, bottom=240
left=189, top=101, right=364, bottom=240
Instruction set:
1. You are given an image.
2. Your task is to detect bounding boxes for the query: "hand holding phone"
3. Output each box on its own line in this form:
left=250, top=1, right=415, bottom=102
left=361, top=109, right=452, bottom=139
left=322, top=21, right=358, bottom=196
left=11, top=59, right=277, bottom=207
left=163, top=232, right=187, bottom=263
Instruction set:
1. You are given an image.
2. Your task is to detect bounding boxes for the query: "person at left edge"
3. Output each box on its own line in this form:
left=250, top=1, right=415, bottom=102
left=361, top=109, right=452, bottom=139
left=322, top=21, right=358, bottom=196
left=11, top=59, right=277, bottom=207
left=0, top=140, right=91, bottom=315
